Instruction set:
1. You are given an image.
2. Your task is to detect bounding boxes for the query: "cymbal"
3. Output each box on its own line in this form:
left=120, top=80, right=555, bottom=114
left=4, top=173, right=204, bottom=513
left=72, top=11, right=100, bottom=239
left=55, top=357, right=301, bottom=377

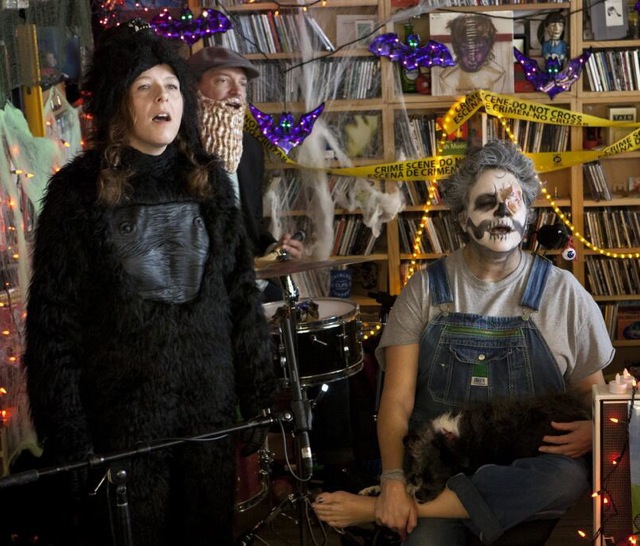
left=255, top=256, right=375, bottom=279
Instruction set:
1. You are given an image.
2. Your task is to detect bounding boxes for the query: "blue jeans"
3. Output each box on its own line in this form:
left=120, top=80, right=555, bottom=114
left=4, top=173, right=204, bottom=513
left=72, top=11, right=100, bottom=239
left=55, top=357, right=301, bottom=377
left=403, top=454, right=588, bottom=545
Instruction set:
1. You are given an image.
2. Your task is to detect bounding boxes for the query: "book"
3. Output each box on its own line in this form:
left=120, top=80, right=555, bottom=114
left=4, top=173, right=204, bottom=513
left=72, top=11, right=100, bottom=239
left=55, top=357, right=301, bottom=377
left=617, top=307, right=640, bottom=340
left=607, top=105, right=637, bottom=145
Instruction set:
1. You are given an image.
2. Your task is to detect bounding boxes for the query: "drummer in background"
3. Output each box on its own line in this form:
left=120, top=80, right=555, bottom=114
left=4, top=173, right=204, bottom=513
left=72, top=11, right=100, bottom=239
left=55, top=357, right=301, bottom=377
left=187, top=46, right=304, bottom=302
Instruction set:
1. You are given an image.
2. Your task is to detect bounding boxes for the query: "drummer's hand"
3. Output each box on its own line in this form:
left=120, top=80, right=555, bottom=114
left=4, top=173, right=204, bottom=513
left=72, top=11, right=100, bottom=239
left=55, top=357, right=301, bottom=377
left=278, top=233, right=304, bottom=260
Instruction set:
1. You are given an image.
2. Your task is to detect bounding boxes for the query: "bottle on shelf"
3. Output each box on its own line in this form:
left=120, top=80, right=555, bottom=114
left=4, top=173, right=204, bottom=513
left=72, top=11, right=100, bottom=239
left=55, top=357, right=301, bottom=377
left=400, top=22, right=419, bottom=93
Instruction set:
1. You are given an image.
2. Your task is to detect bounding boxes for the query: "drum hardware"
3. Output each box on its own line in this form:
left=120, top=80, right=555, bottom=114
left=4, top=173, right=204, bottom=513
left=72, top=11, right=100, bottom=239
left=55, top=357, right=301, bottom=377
left=264, top=297, right=364, bottom=387
left=310, top=335, right=327, bottom=346
left=240, top=261, right=371, bottom=545
left=235, top=443, right=274, bottom=514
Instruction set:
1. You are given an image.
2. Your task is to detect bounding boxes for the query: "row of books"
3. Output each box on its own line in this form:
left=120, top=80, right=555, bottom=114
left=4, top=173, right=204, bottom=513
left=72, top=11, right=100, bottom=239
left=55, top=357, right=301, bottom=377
left=398, top=114, right=440, bottom=159
left=443, top=113, right=571, bottom=154
left=584, top=208, right=640, bottom=249
left=507, top=118, right=570, bottom=154
left=585, top=256, right=640, bottom=297
left=583, top=162, right=613, bottom=201
left=332, top=215, right=381, bottom=257
left=249, top=58, right=381, bottom=103
left=399, top=180, right=444, bottom=207
left=207, top=12, right=334, bottom=54
left=396, top=112, right=570, bottom=161
left=291, top=270, right=330, bottom=300
left=584, top=49, right=640, bottom=93
left=599, top=302, right=640, bottom=341
left=398, top=213, right=464, bottom=255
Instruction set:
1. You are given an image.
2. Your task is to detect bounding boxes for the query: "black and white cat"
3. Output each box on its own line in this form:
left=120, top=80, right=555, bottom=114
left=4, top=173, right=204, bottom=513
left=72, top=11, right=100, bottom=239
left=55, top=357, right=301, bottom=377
left=404, top=391, right=590, bottom=503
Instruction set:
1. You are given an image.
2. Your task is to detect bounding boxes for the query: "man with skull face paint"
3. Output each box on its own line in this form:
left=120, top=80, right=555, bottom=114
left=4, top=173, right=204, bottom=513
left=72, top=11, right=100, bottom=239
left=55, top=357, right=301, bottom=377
left=312, top=140, right=613, bottom=544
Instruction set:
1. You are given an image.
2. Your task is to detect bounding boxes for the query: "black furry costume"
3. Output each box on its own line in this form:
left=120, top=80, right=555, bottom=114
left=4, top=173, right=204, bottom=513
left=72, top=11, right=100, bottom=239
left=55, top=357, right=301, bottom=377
left=22, top=21, right=277, bottom=546
left=404, top=391, right=590, bottom=503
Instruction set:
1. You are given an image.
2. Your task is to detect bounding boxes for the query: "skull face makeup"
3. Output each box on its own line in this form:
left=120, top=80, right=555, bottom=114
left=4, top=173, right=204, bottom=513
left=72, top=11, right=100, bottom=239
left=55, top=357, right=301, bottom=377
left=461, top=169, right=528, bottom=252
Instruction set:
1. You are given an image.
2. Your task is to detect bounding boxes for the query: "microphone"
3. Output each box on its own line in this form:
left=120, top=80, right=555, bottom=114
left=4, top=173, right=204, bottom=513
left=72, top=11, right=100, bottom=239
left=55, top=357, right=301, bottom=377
left=289, top=397, right=313, bottom=479
left=276, top=230, right=306, bottom=262
left=0, top=469, right=40, bottom=489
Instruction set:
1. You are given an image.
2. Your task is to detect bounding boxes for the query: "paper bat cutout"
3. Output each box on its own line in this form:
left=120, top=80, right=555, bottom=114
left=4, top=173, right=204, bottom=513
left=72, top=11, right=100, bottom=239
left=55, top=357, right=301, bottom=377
left=249, top=103, right=325, bottom=154
left=150, top=8, right=231, bottom=46
left=513, top=47, right=592, bottom=99
left=368, top=32, right=455, bottom=70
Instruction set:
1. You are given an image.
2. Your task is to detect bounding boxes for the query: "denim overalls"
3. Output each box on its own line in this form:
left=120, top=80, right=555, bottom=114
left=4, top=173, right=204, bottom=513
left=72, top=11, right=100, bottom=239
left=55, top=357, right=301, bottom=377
left=404, top=256, right=588, bottom=545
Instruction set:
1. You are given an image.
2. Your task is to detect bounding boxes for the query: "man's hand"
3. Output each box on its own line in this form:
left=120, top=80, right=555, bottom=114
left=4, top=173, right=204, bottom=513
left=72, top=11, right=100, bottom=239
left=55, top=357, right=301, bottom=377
left=278, top=233, right=304, bottom=260
left=539, top=419, right=592, bottom=458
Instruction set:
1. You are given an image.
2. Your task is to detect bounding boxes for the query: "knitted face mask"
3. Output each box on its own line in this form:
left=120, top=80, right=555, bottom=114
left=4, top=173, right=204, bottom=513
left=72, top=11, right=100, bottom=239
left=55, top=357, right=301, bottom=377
left=198, top=91, right=244, bottom=172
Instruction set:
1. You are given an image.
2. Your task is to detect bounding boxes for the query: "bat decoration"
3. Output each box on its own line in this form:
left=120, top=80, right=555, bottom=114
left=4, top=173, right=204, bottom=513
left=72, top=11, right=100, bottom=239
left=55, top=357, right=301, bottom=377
left=249, top=103, right=325, bottom=154
left=513, top=47, right=592, bottom=99
left=368, top=32, right=455, bottom=70
left=150, top=8, right=231, bottom=46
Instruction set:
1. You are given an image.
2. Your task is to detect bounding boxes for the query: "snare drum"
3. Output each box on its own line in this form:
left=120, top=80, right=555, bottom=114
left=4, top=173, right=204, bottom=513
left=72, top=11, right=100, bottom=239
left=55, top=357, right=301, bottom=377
left=234, top=442, right=271, bottom=513
left=263, top=298, right=364, bottom=387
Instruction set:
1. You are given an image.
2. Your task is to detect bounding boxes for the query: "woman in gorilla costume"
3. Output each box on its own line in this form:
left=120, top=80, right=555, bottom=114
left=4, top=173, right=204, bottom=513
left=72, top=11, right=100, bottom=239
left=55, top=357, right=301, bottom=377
left=23, top=19, right=276, bottom=546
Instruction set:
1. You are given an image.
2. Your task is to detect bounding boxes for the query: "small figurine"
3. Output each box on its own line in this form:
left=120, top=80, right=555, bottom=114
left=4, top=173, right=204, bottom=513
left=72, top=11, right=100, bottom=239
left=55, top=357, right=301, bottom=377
left=538, top=12, right=568, bottom=66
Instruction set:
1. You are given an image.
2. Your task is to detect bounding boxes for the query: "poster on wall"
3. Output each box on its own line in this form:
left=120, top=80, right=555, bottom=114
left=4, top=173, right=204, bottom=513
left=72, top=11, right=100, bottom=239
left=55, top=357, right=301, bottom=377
left=430, top=11, right=514, bottom=96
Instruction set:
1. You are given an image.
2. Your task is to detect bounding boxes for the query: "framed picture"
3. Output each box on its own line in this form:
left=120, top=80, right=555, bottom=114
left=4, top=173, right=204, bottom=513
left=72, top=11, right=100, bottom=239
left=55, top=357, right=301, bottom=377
left=336, top=15, right=378, bottom=47
left=355, top=20, right=375, bottom=47
left=513, top=34, right=527, bottom=54
left=429, top=11, right=514, bottom=96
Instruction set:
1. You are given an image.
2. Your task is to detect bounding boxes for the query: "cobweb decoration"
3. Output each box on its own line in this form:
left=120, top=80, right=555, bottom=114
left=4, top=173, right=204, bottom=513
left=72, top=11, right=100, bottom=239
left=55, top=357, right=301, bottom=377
left=210, top=3, right=405, bottom=297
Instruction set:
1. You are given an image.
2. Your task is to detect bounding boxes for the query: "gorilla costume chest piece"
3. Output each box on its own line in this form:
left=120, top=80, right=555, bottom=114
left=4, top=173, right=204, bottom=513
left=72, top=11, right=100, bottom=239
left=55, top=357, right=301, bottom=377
left=109, top=201, right=210, bottom=304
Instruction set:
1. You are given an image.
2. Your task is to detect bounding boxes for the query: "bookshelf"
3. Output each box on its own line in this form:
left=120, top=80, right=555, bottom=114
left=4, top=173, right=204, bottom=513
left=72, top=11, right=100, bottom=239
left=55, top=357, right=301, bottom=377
left=578, top=0, right=640, bottom=373
left=202, top=0, right=639, bottom=372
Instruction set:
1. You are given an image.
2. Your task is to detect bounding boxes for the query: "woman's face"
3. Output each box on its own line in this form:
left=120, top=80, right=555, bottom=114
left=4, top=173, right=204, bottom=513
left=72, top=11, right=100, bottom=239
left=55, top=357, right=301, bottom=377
left=460, top=169, right=528, bottom=253
left=127, top=64, right=183, bottom=155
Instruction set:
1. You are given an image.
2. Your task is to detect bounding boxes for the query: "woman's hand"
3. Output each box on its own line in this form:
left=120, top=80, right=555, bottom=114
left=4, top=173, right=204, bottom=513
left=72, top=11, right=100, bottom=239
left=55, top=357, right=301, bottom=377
left=539, top=419, right=593, bottom=458
left=374, top=480, right=418, bottom=541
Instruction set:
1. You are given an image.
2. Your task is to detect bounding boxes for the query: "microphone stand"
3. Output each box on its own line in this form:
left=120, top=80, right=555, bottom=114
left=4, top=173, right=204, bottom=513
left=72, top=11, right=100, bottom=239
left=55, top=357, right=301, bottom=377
left=0, top=413, right=284, bottom=546
left=276, top=272, right=315, bottom=546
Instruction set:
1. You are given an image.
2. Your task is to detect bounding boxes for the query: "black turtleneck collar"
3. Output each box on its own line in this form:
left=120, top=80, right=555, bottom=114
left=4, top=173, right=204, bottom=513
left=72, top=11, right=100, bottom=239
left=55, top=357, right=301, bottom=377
left=120, top=144, right=179, bottom=179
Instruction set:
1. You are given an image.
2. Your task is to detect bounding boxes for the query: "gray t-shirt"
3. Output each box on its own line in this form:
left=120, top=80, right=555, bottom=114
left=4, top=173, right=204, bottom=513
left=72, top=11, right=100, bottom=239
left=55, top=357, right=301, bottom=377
left=376, top=250, right=614, bottom=386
